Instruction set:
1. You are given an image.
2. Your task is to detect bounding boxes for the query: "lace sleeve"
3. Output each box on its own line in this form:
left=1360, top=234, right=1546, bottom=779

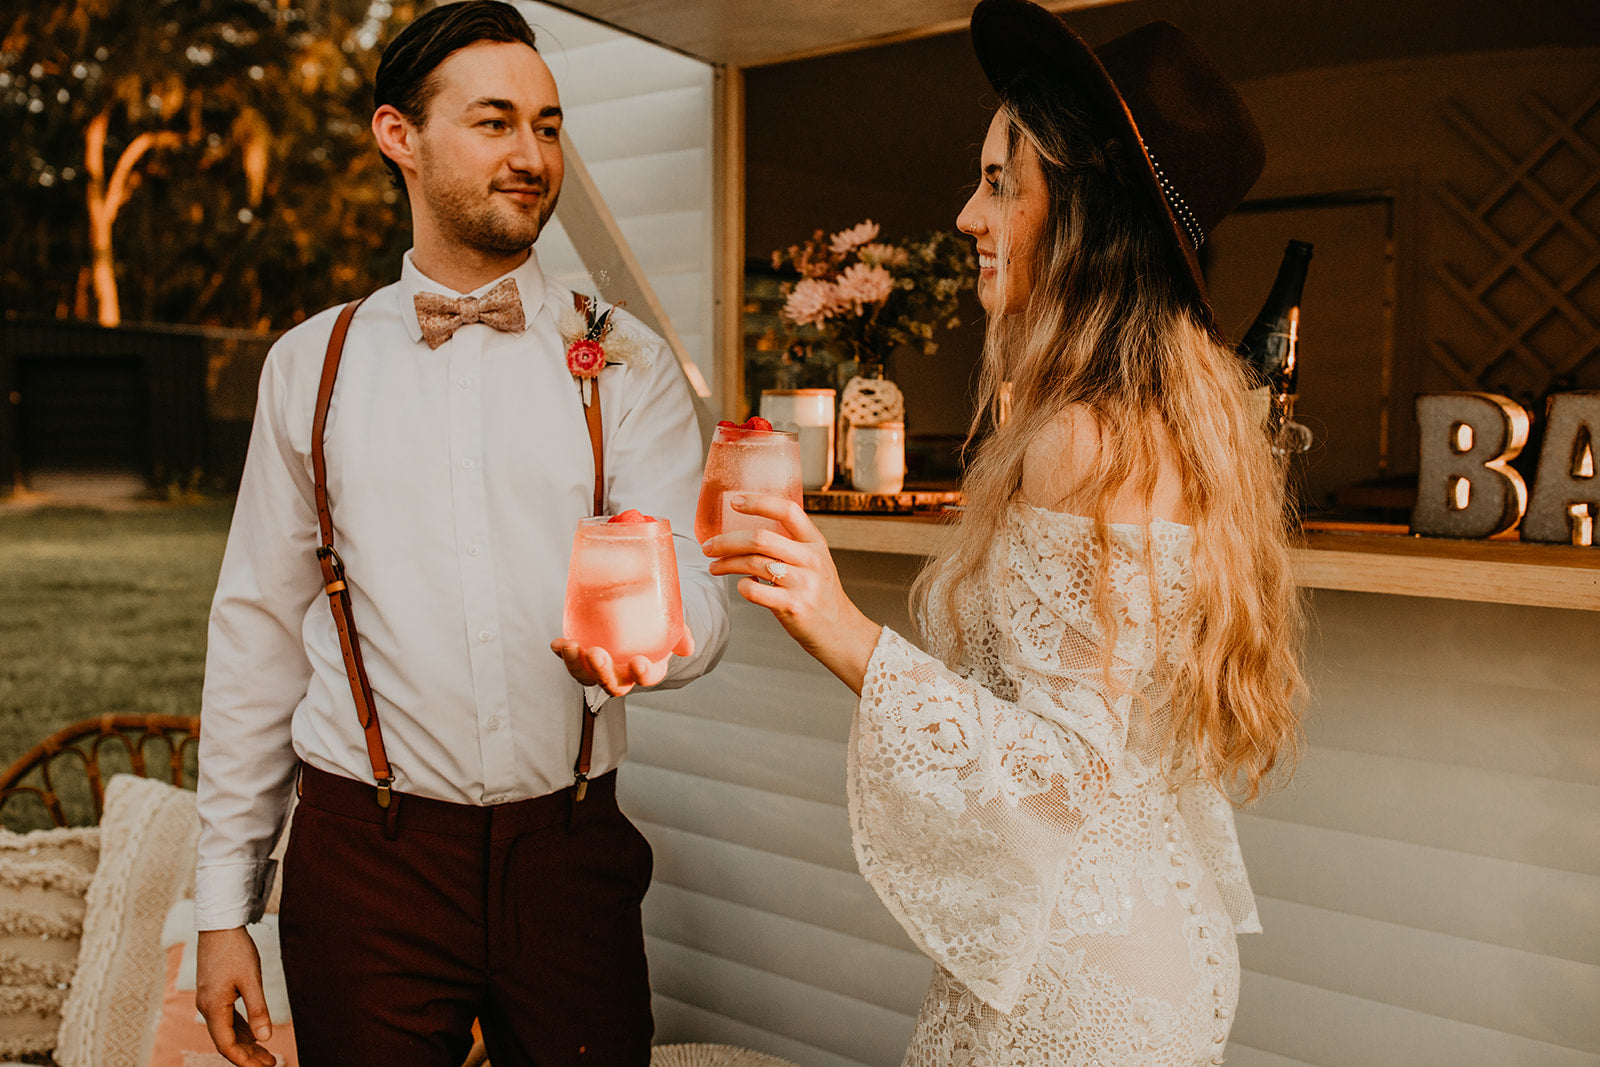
left=847, top=625, right=1128, bottom=1015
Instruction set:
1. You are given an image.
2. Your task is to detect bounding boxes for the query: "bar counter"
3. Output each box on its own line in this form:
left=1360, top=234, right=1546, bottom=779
left=808, top=513, right=1600, bottom=612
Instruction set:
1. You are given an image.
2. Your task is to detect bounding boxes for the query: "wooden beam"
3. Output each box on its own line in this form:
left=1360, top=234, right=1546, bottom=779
left=554, top=129, right=716, bottom=434
left=547, top=0, right=1130, bottom=68
left=810, top=514, right=1600, bottom=611
left=713, top=64, right=746, bottom=422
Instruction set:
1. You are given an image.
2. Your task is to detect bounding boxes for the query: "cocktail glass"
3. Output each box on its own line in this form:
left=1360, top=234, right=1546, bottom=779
left=562, top=516, right=685, bottom=666
left=694, top=424, right=803, bottom=542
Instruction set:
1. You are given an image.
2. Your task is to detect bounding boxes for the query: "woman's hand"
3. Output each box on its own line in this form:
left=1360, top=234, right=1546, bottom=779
left=700, top=494, right=882, bottom=695
left=551, top=629, right=694, bottom=697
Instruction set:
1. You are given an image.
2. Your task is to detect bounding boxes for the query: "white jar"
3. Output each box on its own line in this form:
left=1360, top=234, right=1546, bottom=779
left=759, top=389, right=836, bottom=491
left=851, top=421, right=905, bottom=495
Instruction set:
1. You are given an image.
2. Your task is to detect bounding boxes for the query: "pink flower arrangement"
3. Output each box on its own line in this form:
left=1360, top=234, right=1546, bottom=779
left=771, top=220, right=976, bottom=366
left=782, top=277, right=837, bottom=329
left=829, top=220, right=880, bottom=254
left=836, top=262, right=895, bottom=311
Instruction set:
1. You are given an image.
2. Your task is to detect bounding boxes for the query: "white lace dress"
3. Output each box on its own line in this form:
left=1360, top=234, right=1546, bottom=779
left=848, top=504, right=1259, bottom=1066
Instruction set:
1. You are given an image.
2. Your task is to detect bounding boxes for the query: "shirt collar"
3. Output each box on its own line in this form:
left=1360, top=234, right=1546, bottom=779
left=398, top=247, right=550, bottom=345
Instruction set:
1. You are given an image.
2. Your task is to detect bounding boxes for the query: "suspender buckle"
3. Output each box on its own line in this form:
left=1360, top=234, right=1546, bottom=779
left=316, top=545, right=347, bottom=596
left=375, top=775, right=393, bottom=808
left=572, top=771, right=589, bottom=802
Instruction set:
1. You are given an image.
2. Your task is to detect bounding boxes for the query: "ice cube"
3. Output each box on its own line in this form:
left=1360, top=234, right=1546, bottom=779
left=592, top=589, right=671, bottom=661
left=572, top=539, right=653, bottom=593
left=737, top=445, right=798, bottom=493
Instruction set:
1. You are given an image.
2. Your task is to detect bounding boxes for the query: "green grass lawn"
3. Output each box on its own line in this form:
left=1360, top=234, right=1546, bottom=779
left=0, top=502, right=233, bottom=825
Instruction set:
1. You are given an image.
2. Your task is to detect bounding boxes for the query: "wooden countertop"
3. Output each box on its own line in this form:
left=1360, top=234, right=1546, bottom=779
left=809, top=513, right=1600, bottom=612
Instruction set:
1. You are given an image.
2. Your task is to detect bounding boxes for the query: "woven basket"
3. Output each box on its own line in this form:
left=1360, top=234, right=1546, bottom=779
left=650, top=1044, right=801, bottom=1067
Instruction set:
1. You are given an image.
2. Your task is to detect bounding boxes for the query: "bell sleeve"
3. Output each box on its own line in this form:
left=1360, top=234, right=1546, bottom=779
left=847, top=573, right=1141, bottom=1016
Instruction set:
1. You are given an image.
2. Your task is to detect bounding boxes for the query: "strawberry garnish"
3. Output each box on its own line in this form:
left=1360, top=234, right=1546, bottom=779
left=717, top=420, right=739, bottom=429
left=607, top=509, right=653, bottom=524
left=743, top=416, right=773, bottom=431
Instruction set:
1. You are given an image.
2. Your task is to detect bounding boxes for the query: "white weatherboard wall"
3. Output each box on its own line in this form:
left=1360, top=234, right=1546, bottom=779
left=515, top=2, right=717, bottom=395
left=623, top=552, right=930, bottom=1065
left=1228, top=591, right=1600, bottom=1066
left=623, top=549, right=1600, bottom=1064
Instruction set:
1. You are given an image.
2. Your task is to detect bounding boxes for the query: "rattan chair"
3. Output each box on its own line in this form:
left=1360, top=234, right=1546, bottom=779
left=1, top=718, right=801, bottom=1067
left=0, top=713, right=200, bottom=828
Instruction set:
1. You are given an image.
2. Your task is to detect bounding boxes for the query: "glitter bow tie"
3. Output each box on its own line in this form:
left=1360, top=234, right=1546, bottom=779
left=414, top=277, right=526, bottom=350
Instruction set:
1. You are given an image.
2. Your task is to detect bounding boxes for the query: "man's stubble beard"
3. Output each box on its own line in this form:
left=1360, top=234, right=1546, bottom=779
left=418, top=162, right=561, bottom=257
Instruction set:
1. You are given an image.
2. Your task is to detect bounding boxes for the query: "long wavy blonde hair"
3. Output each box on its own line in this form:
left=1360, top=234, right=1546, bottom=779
left=913, top=73, right=1304, bottom=803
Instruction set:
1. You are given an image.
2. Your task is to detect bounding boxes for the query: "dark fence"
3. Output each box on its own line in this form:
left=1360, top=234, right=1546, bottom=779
left=0, top=319, right=277, bottom=494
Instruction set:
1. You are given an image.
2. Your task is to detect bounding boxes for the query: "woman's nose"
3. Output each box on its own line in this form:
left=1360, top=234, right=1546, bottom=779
left=956, top=190, right=985, bottom=237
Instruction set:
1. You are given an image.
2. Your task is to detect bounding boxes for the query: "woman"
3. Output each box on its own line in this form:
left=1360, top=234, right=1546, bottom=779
left=702, top=1, right=1303, bottom=1061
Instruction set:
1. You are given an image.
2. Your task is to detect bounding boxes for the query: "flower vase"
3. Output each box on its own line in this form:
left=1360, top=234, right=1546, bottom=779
left=838, top=364, right=905, bottom=486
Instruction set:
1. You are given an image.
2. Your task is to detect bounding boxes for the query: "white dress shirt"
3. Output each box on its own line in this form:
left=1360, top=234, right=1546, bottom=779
left=194, top=249, right=728, bottom=930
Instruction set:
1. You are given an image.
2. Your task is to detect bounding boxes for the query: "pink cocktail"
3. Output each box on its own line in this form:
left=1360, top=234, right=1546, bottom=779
left=562, top=515, right=685, bottom=665
left=694, top=422, right=803, bottom=542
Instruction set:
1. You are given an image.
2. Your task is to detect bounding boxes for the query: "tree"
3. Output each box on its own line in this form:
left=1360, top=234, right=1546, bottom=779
left=0, top=0, right=418, bottom=330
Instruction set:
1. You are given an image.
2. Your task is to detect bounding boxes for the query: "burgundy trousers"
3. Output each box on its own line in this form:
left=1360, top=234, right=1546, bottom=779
left=278, top=764, right=654, bottom=1066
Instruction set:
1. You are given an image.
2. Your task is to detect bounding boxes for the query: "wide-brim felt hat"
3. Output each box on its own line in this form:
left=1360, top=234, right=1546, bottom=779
left=970, top=0, right=1264, bottom=314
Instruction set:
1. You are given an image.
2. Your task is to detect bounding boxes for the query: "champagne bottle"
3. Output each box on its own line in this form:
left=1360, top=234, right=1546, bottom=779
left=1238, top=240, right=1313, bottom=392
left=1237, top=240, right=1313, bottom=453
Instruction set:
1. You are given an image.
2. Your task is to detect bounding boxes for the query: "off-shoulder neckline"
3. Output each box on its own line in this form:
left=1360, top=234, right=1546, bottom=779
left=1016, top=500, right=1195, bottom=532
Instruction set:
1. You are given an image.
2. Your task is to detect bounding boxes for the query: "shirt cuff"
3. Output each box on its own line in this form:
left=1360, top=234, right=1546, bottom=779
left=194, top=860, right=277, bottom=930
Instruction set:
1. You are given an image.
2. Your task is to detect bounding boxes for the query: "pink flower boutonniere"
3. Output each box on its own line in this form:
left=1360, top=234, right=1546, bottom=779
left=560, top=298, right=648, bottom=406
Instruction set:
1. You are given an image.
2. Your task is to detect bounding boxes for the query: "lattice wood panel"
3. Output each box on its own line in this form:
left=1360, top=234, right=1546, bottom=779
left=1433, top=79, right=1600, bottom=397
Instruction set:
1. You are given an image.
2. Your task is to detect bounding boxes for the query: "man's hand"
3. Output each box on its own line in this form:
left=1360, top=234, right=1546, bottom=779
left=196, top=927, right=277, bottom=1067
left=551, top=628, right=694, bottom=697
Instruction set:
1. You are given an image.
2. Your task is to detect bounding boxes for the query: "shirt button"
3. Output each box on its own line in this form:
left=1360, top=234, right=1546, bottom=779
left=458, top=377, right=471, bottom=388
left=488, top=716, right=502, bottom=731
left=461, top=459, right=473, bottom=470
left=478, top=630, right=493, bottom=642
left=468, top=545, right=481, bottom=557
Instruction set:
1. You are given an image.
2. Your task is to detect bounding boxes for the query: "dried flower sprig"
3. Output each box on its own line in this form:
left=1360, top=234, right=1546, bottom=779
left=560, top=299, right=649, bottom=405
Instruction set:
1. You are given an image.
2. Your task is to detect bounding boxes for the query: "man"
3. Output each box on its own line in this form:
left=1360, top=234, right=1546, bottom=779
left=193, top=4, right=728, bottom=1064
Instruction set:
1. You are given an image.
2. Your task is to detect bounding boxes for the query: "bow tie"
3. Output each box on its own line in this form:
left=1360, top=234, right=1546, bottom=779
left=414, top=278, right=526, bottom=350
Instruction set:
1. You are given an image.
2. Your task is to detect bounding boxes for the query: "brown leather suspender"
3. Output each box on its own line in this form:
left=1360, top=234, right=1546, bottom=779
left=572, top=291, right=603, bottom=799
left=310, top=297, right=394, bottom=807
left=310, top=292, right=610, bottom=809
left=576, top=292, right=605, bottom=519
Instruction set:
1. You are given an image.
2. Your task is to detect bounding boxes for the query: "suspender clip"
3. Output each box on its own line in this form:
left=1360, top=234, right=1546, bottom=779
left=315, top=547, right=344, bottom=579
left=375, top=774, right=393, bottom=809
left=316, top=545, right=347, bottom=596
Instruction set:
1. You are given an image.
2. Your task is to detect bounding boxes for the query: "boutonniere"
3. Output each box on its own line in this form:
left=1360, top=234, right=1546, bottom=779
left=560, top=297, right=647, bottom=406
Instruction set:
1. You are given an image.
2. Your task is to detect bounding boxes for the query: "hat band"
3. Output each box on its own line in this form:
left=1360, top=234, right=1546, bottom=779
left=1146, top=149, right=1205, bottom=250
